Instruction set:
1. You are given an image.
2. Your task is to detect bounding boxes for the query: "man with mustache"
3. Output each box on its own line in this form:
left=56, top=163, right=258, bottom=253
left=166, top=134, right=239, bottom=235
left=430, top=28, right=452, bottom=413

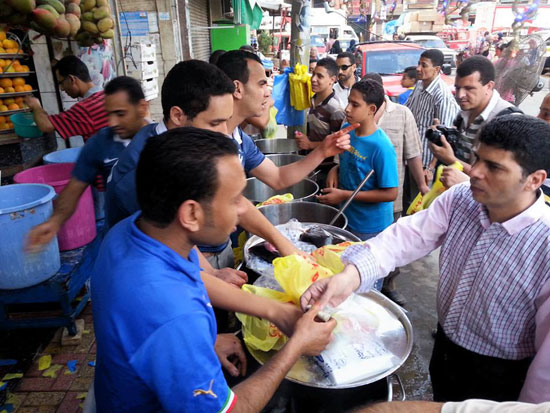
left=429, top=56, right=519, bottom=188
left=301, top=115, right=550, bottom=404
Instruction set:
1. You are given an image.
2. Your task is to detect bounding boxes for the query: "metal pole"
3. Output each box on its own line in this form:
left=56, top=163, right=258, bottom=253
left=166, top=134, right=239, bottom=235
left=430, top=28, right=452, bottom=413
left=287, top=0, right=311, bottom=138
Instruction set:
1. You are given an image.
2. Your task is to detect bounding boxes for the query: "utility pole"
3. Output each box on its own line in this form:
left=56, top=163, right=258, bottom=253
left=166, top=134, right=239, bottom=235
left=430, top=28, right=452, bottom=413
left=288, top=0, right=312, bottom=138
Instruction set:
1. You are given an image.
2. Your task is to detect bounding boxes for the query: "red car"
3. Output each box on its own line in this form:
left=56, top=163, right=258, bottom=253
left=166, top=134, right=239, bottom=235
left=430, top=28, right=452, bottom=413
left=353, top=41, right=454, bottom=99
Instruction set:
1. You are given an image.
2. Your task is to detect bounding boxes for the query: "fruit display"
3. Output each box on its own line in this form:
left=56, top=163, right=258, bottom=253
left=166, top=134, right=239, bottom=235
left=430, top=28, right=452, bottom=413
left=0, top=0, right=114, bottom=46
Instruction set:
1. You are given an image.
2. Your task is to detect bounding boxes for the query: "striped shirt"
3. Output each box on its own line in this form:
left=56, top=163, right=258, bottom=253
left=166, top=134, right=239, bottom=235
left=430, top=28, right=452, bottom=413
left=342, top=182, right=550, bottom=402
left=307, top=91, right=346, bottom=142
left=405, top=75, right=460, bottom=167
left=454, top=90, right=512, bottom=164
left=49, top=90, right=108, bottom=141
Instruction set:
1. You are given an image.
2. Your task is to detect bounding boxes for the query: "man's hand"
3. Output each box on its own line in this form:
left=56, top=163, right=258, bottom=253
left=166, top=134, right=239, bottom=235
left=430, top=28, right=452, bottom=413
left=429, top=135, right=457, bottom=166
left=300, top=265, right=361, bottom=310
left=291, top=303, right=337, bottom=356
left=213, top=268, right=248, bottom=288
left=424, top=169, right=434, bottom=187
left=318, top=124, right=357, bottom=158
left=419, top=183, right=430, bottom=195
left=215, top=334, right=247, bottom=377
left=326, top=165, right=339, bottom=188
left=440, top=167, right=469, bottom=189
left=317, top=187, right=346, bottom=205
left=26, top=220, right=61, bottom=253
left=24, top=96, right=42, bottom=110
left=295, top=131, right=314, bottom=150
left=268, top=302, right=303, bottom=337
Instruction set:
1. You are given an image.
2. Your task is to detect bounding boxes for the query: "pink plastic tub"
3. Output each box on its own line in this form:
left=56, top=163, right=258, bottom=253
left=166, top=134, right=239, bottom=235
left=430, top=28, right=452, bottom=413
left=14, top=163, right=96, bottom=251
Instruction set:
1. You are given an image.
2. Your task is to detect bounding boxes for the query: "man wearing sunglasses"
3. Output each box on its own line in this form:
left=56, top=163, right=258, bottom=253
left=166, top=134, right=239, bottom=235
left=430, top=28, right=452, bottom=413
left=333, top=52, right=358, bottom=108
left=24, top=55, right=108, bottom=142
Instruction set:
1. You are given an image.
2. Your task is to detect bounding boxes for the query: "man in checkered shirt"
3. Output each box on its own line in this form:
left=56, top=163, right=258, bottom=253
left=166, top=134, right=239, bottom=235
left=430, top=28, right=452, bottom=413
left=301, top=115, right=550, bottom=404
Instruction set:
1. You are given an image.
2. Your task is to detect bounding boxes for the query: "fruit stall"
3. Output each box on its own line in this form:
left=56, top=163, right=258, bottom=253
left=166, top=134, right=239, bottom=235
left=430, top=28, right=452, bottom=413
left=0, top=0, right=117, bottom=183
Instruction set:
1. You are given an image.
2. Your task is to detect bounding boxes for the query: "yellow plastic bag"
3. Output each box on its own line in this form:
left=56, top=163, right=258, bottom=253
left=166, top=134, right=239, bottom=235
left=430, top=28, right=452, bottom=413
left=289, top=64, right=313, bottom=110
left=273, top=255, right=334, bottom=305
left=235, top=284, right=291, bottom=352
left=256, top=193, right=294, bottom=207
left=311, top=241, right=363, bottom=274
left=407, top=161, right=463, bottom=215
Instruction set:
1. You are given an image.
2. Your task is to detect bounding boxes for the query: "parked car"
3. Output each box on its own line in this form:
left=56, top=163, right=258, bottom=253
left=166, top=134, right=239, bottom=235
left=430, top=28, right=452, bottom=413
left=354, top=41, right=454, bottom=99
left=404, top=34, right=457, bottom=67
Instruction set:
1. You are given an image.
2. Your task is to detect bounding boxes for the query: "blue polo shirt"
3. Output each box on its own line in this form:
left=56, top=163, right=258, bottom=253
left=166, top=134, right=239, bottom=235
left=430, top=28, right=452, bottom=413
left=105, top=123, right=159, bottom=227
left=72, top=127, right=131, bottom=185
left=339, top=125, right=398, bottom=233
left=231, top=127, right=265, bottom=174
left=91, top=213, right=236, bottom=412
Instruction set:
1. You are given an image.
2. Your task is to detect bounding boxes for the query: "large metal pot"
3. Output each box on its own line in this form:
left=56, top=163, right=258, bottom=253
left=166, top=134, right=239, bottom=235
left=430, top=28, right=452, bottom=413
left=255, top=138, right=298, bottom=154
left=244, top=178, right=319, bottom=204
left=257, top=202, right=347, bottom=229
left=265, top=153, right=304, bottom=166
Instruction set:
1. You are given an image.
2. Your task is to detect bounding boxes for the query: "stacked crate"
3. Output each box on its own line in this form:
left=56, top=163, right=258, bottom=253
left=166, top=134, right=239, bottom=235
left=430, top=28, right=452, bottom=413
left=125, top=42, right=159, bottom=101
left=403, top=9, right=446, bottom=33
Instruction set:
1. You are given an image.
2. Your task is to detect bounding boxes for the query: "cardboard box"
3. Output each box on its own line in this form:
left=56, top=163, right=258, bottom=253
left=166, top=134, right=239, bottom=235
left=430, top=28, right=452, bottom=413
left=435, top=14, right=446, bottom=24
left=432, top=24, right=445, bottom=33
left=141, top=78, right=158, bottom=101
left=126, top=42, right=156, bottom=63
left=407, top=4, right=436, bottom=9
left=126, top=60, right=159, bottom=80
left=409, top=11, right=419, bottom=22
left=419, top=21, right=433, bottom=31
left=418, top=10, right=439, bottom=22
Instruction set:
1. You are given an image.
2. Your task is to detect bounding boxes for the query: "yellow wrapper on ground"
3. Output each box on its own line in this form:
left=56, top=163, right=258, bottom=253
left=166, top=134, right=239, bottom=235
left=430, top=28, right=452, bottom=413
left=289, top=64, right=313, bottom=110
left=236, top=284, right=291, bottom=352
left=256, top=193, right=294, bottom=207
left=311, top=241, right=364, bottom=273
left=407, top=161, right=463, bottom=215
left=273, top=255, right=334, bottom=305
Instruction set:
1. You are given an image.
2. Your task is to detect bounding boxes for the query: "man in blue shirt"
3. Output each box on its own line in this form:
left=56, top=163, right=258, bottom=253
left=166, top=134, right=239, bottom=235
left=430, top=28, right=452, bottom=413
left=92, top=128, right=336, bottom=412
left=26, top=76, right=150, bottom=252
left=107, top=58, right=350, bottom=277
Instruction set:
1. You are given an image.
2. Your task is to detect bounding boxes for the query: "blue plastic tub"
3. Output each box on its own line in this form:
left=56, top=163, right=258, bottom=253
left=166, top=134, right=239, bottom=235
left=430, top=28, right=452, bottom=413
left=0, top=184, right=61, bottom=289
left=43, top=147, right=82, bottom=164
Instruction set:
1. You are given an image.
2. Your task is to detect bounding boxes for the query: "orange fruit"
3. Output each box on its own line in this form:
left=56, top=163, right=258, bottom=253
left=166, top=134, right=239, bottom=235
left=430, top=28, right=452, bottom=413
left=4, top=98, right=14, bottom=105
left=14, top=97, right=23, bottom=104
left=4, top=87, right=14, bottom=93
left=0, top=59, right=5, bottom=68
left=0, top=99, right=3, bottom=105
left=0, top=32, right=6, bottom=42
left=0, top=48, right=5, bottom=54
left=18, top=65, right=29, bottom=72
left=0, top=89, right=4, bottom=95
left=12, top=77, right=24, bottom=86
left=0, top=116, right=5, bottom=125
left=14, top=85, right=24, bottom=93
left=8, top=103, right=18, bottom=110
left=0, top=104, right=8, bottom=112
left=23, top=84, right=32, bottom=91
left=0, top=78, right=11, bottom=88
left=2, top=39, right=16, bottom=49
left=7, top=122, right=13, bottom=128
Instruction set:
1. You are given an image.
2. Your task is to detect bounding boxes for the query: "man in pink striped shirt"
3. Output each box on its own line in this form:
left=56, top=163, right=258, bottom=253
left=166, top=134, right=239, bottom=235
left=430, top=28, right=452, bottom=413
left=25, top=56, right=108, bottom=141
left=302, top=115, right=550, bottom=403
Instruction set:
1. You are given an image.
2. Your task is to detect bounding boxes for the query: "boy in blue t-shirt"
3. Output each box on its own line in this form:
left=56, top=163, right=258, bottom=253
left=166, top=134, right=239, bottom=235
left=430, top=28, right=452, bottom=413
left=318, top=79, right=398, bottom=245
left=398, top=66, right=417, bottom=105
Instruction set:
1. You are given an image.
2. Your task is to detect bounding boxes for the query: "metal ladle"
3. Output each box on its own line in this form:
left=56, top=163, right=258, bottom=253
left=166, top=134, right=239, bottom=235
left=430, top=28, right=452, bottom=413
left=328, top=169, right=375, bottom=226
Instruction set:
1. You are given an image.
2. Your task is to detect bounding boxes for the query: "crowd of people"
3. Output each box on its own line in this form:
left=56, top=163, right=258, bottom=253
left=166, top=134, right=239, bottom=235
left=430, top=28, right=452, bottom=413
left=20, top=42, right=550, bottom=411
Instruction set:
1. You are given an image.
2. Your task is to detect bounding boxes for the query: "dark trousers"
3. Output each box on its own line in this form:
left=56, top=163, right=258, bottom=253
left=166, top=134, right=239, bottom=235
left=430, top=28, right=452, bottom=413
left=429, top=325, right=532, bottom=402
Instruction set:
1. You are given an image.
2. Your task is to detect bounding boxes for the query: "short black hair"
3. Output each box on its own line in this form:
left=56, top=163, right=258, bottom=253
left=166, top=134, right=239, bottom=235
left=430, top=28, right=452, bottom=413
left=136, top=127, right=239, bottom=227
left=104, top=76, right=145, bottom=104
left=478, top=115, right=550, bottom=177
left=362, top=72, right=383, bottom=85
left=316, top=57, right=338, bottom=77
left=239, top=44, right=255, bottom=53
left=336, top=52, right=355, bottom=64
left=404, top=66, right=417, bottom=79
left=217, top=50, right=262, bottom=84
left=456, top=55, right=495, bottom=85
left=420, top=49, right=444, bottom=67
left=209, top=49, right=226, bottom=65
left=53, top=55, right=91, bottom=82
left=161, top=60, right=235, bottom=121
left=351, top=79, right=385, bottom=110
